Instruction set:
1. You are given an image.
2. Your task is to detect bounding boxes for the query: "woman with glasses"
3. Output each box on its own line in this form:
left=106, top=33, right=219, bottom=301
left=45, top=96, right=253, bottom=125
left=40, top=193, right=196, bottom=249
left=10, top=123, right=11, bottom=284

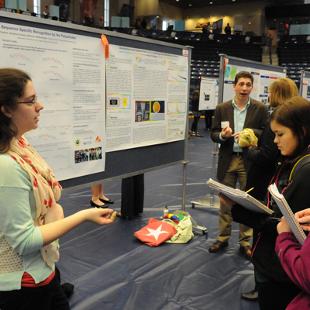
left=0, top=68, right=114, bottom=309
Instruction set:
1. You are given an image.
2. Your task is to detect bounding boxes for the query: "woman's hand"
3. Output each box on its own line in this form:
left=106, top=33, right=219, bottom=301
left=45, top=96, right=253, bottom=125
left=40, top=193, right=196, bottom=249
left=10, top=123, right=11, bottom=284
left=219, top=193, right=235, bottom=208
left=277, top=217, right=291, bottom=234
left=83, top=208, right=115, bottom=225
left=295, top=208, right=310, bottom=231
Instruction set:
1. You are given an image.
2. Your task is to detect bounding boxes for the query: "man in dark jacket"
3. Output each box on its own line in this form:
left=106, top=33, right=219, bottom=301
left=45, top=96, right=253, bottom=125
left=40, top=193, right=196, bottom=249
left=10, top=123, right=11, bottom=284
left=209, top=71, right=268, bottom=258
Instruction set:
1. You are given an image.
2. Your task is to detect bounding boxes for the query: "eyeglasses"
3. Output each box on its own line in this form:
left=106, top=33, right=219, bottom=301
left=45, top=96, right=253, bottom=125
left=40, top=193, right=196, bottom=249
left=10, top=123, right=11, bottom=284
left=17, top=95, right=38, bottom=106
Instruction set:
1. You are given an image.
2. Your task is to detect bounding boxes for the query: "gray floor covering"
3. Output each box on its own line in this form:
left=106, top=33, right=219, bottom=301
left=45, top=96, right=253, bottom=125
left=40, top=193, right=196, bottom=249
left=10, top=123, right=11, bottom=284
left=57, top=124, right=259, bottom=310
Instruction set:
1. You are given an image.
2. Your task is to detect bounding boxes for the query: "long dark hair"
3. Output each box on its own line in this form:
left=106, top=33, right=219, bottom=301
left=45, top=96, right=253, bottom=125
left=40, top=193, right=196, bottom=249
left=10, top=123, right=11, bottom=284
left=270, top=96, right=310, bottom=157
left=0, top=68, right=31, bottom=153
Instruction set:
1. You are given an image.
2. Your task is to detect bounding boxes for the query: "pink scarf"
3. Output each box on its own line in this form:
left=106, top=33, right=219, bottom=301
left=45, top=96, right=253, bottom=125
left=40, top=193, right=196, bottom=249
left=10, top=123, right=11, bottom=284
left=8, top=136, right=63, bottom=268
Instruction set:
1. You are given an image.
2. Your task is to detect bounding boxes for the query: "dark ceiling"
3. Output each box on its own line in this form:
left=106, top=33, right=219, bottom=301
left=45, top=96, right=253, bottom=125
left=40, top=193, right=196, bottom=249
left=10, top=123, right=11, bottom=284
left=159, top=0, right=305, bottom=9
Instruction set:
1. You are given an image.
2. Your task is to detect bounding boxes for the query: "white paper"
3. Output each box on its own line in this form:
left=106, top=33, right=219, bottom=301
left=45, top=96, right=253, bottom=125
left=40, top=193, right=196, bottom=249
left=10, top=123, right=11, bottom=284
left=207, top=178, right=274, bottom=215
left=301, top=75, right=310, bottom=100
left=268, top=184, right=306, bottom=244
left=199, top=77, right=218, bottom=110
left=0, top=22, right=106, bottom=180
left=106, top=45, right=188, bottom=152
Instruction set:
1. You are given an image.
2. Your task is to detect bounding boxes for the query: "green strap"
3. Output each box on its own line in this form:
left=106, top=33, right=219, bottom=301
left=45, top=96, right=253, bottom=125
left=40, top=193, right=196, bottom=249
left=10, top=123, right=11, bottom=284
left=289, top=154, right=310, bottom=181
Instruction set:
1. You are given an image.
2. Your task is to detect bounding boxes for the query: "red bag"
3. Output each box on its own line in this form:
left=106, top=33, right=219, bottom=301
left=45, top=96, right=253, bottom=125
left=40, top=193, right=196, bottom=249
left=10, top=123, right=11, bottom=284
left=134, top=218, right=177, bottom=247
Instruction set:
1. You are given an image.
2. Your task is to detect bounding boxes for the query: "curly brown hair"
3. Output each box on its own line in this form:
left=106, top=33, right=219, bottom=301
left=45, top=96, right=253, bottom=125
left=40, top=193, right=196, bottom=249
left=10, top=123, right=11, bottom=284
left=0, top=68, right=31, bottom=153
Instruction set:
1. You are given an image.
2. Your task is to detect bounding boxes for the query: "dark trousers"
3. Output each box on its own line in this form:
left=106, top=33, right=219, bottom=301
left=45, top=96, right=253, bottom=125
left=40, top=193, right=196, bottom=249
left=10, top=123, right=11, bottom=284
left=257, top=280, right=300, bottom=310
left=0, top=273, right=70, bottom=310
left=191, top=115, right=200, bottom=132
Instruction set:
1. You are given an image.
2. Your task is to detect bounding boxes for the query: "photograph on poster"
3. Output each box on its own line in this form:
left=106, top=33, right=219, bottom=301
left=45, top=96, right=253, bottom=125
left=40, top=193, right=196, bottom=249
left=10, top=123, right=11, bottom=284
left=150, top=100, right=165, bottom=121
left=135, top=101, right=150, bottom=122
left=75, top=149, right=89, bottom=163
left=109, top=97, right=120, bottom=107
left=75, top=147, right=102, bottom=163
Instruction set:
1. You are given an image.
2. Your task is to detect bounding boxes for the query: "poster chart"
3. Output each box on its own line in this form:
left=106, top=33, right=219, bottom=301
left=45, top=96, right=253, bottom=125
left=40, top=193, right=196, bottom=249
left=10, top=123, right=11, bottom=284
left=300, top=71, right=310, bottom=100
left=222, top=58, right=286, bottom=104
left=198, top=77, right=218, bottom=110
left=0, top=21, right=106, bottom=180
left=106, top=44, right=188, bottom=152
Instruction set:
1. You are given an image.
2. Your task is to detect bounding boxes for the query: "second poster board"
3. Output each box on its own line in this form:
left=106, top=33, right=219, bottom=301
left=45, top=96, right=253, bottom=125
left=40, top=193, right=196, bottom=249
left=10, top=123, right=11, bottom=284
left=220, top=55, right=286, bottom=105
left=300, top=70, right=310, bottom=100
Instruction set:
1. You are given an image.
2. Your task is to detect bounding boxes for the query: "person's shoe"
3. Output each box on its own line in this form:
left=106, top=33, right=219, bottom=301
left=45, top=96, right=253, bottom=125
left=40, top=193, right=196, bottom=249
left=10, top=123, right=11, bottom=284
left=195, top=132, right=204, bottom=137
left=241, top=289, right=258, bottom=301
left=99, top=197, right=114, bottom=204
left=90, top=200, right=107, bottom=208
left=239, top=245, right=252, bottom=260
left=208, top=240, right=228, bottom=253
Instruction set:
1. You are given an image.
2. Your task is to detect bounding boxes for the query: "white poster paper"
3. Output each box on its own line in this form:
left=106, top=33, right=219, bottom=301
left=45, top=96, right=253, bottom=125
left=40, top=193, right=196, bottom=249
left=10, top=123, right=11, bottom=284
left=301, top=73, right=310, bottom=100
left=0, top=22, right=106, bottom=180
left=106, top=45, right=188, bottom=152
left=199, top=77, right=218, bottom=110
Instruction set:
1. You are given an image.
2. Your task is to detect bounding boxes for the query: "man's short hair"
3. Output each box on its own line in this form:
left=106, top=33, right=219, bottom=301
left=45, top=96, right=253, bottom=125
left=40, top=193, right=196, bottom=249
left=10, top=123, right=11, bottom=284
left=234, top=71, right=254, bottom=85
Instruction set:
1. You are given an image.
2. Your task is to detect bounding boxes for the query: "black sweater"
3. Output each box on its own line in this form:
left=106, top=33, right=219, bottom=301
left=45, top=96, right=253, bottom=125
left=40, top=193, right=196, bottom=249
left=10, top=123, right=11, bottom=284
left=232, top=153, right=310, bottom=283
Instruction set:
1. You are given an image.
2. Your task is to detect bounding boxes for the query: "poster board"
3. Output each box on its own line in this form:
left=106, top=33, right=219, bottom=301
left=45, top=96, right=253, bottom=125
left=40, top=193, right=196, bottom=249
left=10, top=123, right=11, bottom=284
left=219, top=55, right=286, bottom=105
left=0, top=12, right=189, bottom=188
left=300, top=71, right=310, bottom=100
left=198, top=77, right=218, bottom=110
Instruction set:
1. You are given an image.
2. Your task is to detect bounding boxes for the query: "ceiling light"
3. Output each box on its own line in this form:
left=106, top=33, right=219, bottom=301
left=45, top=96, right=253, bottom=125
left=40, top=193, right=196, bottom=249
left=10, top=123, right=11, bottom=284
left=232, top=0, right=236, bottom=2
left=210, top=1, right=213, bottom=4
left=176, top=0, right=179, bottom=2
left=188, top=3, right=192, bottom=6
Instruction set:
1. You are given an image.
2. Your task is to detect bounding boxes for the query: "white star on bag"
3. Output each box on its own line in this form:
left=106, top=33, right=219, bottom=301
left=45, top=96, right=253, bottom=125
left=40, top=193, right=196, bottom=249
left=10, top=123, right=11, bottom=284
left=134, top=218, right=177, bottom=247
left=145, top=224, right=169, bottom=241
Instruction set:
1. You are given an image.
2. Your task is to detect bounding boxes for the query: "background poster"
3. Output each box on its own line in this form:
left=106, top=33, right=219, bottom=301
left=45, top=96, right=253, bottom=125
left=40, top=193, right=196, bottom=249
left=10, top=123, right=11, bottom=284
left=199, top=77, right=218, bottom=110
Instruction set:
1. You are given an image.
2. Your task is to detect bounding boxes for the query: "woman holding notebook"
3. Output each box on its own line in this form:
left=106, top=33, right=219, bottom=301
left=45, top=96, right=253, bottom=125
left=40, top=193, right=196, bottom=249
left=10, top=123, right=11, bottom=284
left=276, top=209, right=310, bottom=309
left=228, top=96, right=310, bottom=309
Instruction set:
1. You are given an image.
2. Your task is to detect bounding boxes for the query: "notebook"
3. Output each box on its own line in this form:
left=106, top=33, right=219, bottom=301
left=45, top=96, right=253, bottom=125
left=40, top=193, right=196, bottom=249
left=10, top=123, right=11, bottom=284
left=268, top=183, right=306, bottom=244
left=207, top=178, right=273, bottom=215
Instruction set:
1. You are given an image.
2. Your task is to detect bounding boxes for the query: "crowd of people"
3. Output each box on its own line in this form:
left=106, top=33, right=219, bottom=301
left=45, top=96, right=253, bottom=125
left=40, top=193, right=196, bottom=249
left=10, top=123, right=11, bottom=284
left=0, top=63, right=310, bottom=309
left=206, top=70, right=310, bottom=310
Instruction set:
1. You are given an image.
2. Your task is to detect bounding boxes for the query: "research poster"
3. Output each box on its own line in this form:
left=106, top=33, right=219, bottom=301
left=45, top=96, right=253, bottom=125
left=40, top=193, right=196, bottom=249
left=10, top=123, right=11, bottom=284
left=106, top=45, right=188, bottom=152
left=301, top=72, right=310, bottom=100
left=0, top=21, right=106, bottom=180
left=222, top=60, right=286, bottom=104
left=199, top=77, right=218, bottom=110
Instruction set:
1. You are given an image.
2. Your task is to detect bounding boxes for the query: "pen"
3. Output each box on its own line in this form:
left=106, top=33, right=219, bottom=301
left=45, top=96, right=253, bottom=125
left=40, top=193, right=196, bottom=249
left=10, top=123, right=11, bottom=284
left=246, top=187, right=254, bottom=193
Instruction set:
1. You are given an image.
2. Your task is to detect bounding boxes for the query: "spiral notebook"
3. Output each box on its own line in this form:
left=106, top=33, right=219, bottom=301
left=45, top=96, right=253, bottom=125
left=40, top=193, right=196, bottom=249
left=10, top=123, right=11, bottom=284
left=268, top=183, right=306, bottom=245
left=207, top=178, right=273, bottom=215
